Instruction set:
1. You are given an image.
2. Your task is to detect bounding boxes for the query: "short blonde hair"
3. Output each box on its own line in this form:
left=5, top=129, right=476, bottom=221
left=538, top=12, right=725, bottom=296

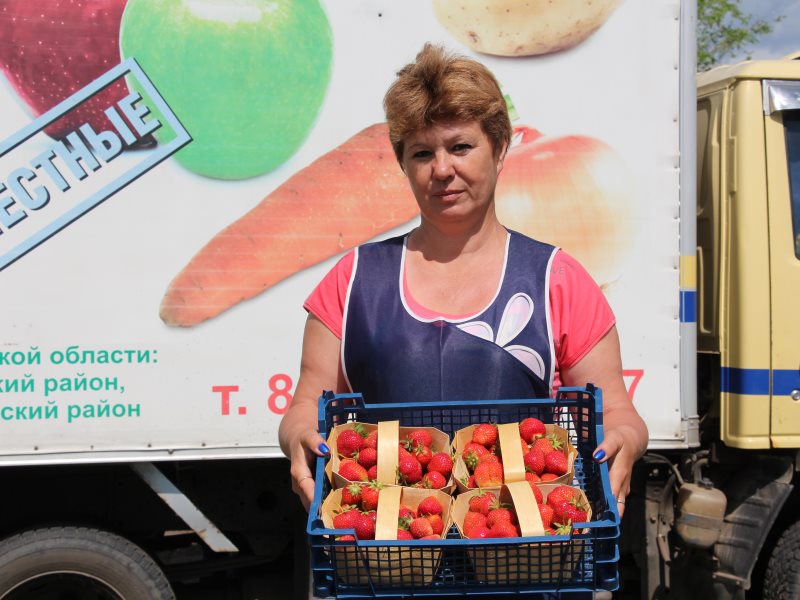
left=383, top=43, right=512, bottom=163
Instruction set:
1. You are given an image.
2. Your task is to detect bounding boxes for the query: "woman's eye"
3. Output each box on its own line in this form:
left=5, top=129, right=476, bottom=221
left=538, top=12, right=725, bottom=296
left=412, top=150, right=432, bottom=160
left=452, top=144, right=471, bottom=153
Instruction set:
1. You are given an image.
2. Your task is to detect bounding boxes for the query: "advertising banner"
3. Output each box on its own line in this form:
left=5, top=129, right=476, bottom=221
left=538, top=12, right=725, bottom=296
left=0, top=0, right=682, bottom=461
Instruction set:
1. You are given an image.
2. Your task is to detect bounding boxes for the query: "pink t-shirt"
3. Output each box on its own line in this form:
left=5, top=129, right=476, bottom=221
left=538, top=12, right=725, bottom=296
left=304, top=246, right=615, bottom=385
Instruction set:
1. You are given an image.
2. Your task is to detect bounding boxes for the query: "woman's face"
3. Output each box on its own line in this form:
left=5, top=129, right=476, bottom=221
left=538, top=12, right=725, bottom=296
left=401, top=120, right=506, bottom=228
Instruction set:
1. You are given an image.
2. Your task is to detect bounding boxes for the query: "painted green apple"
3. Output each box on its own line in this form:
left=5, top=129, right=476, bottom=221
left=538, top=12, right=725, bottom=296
left=120, top=0, right=332, bottom=180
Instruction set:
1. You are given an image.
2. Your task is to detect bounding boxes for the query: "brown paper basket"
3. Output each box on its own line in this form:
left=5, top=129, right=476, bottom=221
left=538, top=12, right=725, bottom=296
left=321, top=486, right=452, bottom=587
left=452, top=422, right=578, bottom=494
left=452, top=482, right=592, bottom=584
left=326, top=420, right=453, bottom=492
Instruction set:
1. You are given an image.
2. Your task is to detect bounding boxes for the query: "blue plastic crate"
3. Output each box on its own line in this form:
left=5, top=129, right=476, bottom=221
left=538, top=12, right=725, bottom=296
left=307, top=385, right=620, bottom=598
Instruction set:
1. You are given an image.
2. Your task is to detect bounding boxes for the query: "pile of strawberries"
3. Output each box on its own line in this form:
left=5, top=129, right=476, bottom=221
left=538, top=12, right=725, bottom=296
left=460, top=418, right=569, bottom=489
left=335, top=425, right=454, bottom=489
left=333, top=490, right=446, bottom=541
left=460, top=485, right=588, bottom=538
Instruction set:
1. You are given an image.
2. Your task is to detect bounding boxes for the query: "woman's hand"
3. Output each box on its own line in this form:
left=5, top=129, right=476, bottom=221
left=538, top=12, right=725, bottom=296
left=278, top=315, right=344, bottom=511
left=287, top=430, right=330, bottom=511
left=560, top=327, right=649, bottom=519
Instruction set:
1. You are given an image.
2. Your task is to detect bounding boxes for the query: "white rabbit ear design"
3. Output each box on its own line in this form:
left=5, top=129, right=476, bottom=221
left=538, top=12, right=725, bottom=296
left=456, top=321, right=494, bottom=341
left=495, top=293, right=534, bottom=348
left=505, top=345, right=546, bottom=379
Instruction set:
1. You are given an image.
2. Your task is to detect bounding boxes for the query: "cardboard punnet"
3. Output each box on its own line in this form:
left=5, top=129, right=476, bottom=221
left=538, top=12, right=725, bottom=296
left=453, top=422, right=577, bottom=493
left=326, top=420, right=454, bottom=492
left=452, top=482, right=592, bottom=584
left=321, top=485, right=453, bottom=587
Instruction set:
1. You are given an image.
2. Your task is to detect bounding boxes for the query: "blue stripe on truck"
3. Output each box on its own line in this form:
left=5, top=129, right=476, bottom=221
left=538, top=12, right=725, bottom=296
left=721, top=367, right=800, bottom=395
left=680, top=290, right=696, bottom=323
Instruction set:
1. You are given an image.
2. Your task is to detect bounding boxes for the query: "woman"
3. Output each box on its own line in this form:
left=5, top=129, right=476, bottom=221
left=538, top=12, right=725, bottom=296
left=278, top=44, right=648, bottom=519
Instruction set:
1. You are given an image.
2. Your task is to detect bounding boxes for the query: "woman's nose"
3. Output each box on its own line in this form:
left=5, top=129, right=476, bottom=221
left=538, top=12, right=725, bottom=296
left=432, top=152, right=454, bottom=179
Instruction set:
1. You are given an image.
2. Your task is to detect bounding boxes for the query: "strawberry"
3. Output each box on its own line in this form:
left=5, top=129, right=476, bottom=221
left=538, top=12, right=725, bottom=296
left=519, top=417, right=546, bottom=442
left=461, top=442, right=490, bottom=472
left=354, top=513, right=376, bottom=540
left=467, top=525, right=492, bottom=539
left=425, top=514, right=445, bottom=535
left=333, top=508, right=362, bottom=530
left=338, top=460, right=369, bottom=482
left=468, top=491, right=497, bottom=515
left=398, top=445, right=414, bottom=462
left=490, top=520, right=520, bottom=538
left=422, top=471, right=447, bottom=489
left=478, top=453, right=501, bottom=466
left=367, top=465, right=378, bottom=480
left=540, top=473, right=559, bottom=482
left=486, top=508, right=514, bottom=528
left=398, top=455, right=423, bottom=484
left=531, top=436, right=555, bottom=455
left=552, top=521, right=574, bottom=536
left=405, top=429, right=433, bottom=448
left=466, top=475, right=476, bottom=488
left=418, top=495, right=444, bottom=516
left=361, top=481, right=384, bottom=511
left=473, top=461, right=503, bottom=488
left=409, top=517, right=434, bottom=539
left=527, top=478, right=543, bottom=503
left=365, top=510, right=378, bottom=522
left=427, top=452, right=454, bottom=478
left=396, top=529, right=414, bottom=540
left=462, top=511, right=487, bottom=536
left=523, top=448, right=545, bottom=475
left=521, top=439, right=531, bottom=456
left=357, top=447, right=378, bottom=469
left=525, top=471, right=541, bottom=483
left=341, top=483, right=363, bottom=506
left=337, top=429, right=365, bottom=458
left=414, top=444, right=433, bottom=467
left=562, top=502, right=588, bottom=524
left=544, top=451, right=568, bottom=476
left=420, top=534, right=441, bottom=540
left=547, top=485, right=579, bottom=506
left=337, top=534, right=356, bottom=541
left=363, top=429, right=379, bottom=449
left=538, top=503, right=555, bottom=528
left=472, top=423, right=498, bottom=447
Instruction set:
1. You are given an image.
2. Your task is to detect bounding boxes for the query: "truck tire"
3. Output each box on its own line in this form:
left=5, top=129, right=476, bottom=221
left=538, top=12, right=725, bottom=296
left=763, top=520, right=800, bottom=600
left=0, top=527, right=175, bottom=600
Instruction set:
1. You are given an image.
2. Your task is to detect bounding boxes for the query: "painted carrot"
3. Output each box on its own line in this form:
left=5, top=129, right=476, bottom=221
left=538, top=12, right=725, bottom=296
left=160, top=123, right=417, bottom=327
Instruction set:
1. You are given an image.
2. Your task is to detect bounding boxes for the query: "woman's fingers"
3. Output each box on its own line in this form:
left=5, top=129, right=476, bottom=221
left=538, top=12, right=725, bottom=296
left=593, top=427, right=634, bottom=517
left=290, top=430, right=331, bottom=510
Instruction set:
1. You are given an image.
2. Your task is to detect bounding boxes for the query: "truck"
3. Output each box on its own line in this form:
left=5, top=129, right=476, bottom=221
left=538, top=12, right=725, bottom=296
left=0, top=0, right=797, bottom=599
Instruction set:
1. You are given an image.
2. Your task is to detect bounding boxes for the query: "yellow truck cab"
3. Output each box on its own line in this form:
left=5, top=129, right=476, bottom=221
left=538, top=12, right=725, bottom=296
left=629, top=53, right=800, bottom=600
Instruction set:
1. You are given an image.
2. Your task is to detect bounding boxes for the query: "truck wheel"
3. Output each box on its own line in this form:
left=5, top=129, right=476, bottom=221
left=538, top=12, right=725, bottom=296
left=0, top=527, right=174, bottom=600
left=763, top=520, right=800, bottom=600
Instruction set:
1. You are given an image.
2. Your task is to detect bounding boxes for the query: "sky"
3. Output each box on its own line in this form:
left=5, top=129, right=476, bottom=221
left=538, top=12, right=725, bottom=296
left=726, top=0, right=800, bottom=63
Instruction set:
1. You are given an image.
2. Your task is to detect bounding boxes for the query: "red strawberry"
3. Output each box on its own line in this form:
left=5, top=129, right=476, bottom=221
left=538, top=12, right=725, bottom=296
left=409, top=517, right=434, bottom=539
left=562, top=502, right=588, bottom=524
left=365, top=510, right=378, bottom=522
left=405, top=429, right=433, bottom=448
left=398, top=445, right=414, bottom=462
left=523, top=448, right=546, bottom=475
left=472, top=424, right=498, bottom=447
left=341, top=483, right=363, bottom=506
left=398, top=505, right=416, bottom=522
left=538, top=503, right=555, bottom=528
left=467, top=525, right=492, bottom=539
left=547, top=485, right=579, bottom=506
left=338, top=460, right=369, bottom=482
left=398, top=455, right=423, bottom=484
left=467, top=475, right=476, bottom=488
left=361, top=481, right=383, bottom=511
left=422, top=471, right=447, bottom=489
left=473, top=461, right=503, bottom=488
left=519, top=417, right=546, bottom=442
left=333, top=508, right=362, bottom=530
left=354, top=513, right=376, bottom=540
left=363, top=429, right=379, bottom=449
left=462, top=511, right=488, bottom=536
left=357, top=447, right=378, bottom=469
left=527, top=478, right=543, bottom=503
left=337, top=534, right=356, bottom=541
left=544, top=451, right=568, bottom=476
left=490, top=520, right=520, bottom=538
left=367, top=465, right=378, bottom=480
left=468, top=491, right=497, bottom=515
left=414, top=444, right=433, bottom=467
left=337, top=430, right=365, bottom=458
left=486, top=507, right=515, bottom=528
left=396, top=529, right=414, bottom=540
left=461, top=442, right=490, bottom=471
left=425, top=514, right=445, bottom=535
left=478, top=453, right=501, bottom=466
left=417, top=496, right=444, bottom=516
left=532, top=434, right=563, bottom=455
left=540, top=473, right=559, bottom=482
left=427, top=452, right=454, bottom=478
left=525, top=471, right=541, bottom=483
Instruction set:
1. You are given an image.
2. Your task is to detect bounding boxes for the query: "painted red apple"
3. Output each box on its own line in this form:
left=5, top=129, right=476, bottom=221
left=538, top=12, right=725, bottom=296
left=0, top=0, right=136, bottom=141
